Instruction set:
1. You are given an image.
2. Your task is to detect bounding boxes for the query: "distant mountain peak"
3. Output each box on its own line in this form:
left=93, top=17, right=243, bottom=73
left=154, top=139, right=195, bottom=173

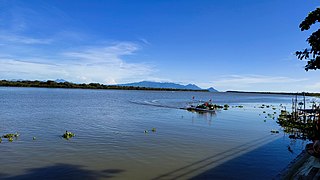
left=55, top=79, right=68, bottom=83
left=118, top=81, right=202, bottom=90
left=208, top=87, right=218, bottom=92
left=117, top=81, right=219, bottom=92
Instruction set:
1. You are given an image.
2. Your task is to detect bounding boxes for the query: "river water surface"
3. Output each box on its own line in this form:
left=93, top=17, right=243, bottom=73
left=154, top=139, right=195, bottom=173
left=0, top=87, right=317, bottom=179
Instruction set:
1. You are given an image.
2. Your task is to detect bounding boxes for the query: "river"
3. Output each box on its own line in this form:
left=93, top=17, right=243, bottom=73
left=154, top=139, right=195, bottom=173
left=0, top=87, right=317, bottom=179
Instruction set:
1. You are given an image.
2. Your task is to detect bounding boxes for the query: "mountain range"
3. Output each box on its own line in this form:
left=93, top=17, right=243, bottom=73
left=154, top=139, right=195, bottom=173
left=118, top=81, right=218, bottom=92
left=9, top=79, right=218, bottom=92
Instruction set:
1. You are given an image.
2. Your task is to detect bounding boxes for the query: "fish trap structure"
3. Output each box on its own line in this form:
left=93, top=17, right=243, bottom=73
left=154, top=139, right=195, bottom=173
left=277, top=94, right=320, bottom=140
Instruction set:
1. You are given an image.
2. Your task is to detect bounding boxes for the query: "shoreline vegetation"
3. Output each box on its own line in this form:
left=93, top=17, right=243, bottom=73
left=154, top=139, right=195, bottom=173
left=1, top=80, right=319, bottom=96
left=227, top=90, right=320, bottom=97
left=0, top=80, right=208, bottom=92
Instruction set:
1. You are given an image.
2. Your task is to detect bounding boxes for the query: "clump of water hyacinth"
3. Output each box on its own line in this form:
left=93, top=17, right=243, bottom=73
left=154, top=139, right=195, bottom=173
left=62, top=131, right=75, bottom=139
left=2, top=133, right=19, bottom=142
left=223, top=104, right=229, bottom=110
left=145, top=128, right=157, bottom=133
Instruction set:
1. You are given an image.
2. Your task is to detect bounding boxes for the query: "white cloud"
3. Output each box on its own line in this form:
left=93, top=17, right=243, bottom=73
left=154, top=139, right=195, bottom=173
left=305, top=82, right=320, bottom=92
left=63, top=42, right=140, bottom=63
left=0, top=34, right=52, bottom=44
left=139, top=38, right=151, bottom=45
left=216, top=74, right=306, bottom=84
left=198, top=74, right=308, bottom=92
left=0, top=42, right=154, bottom=84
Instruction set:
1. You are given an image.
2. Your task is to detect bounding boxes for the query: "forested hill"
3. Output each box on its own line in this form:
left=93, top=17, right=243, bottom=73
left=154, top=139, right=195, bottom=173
left=0, top=80, right=208, bottom=92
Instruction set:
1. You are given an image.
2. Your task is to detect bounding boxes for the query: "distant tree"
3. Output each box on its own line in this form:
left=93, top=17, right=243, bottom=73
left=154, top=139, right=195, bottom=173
left=296, top=8, right=320, bottom=71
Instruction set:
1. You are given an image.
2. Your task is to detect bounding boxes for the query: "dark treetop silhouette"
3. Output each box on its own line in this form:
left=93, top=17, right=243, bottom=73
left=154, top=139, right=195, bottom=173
left=296, top=8, right=320, bottom=71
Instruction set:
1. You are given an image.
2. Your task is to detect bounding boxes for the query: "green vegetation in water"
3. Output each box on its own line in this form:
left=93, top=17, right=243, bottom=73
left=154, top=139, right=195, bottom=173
left=62, top=131, right=75, bottom=139
left=277, top=110, right=316, bottom=140
left=2, top=133, right=19, bottom=138
left=267, top=113, right=275, bottom=119
left=270, top=129, right=279, bottom=133
left=145, top=128, right=157, bottom=133
left=223, top=104, right=229, bottom=110
left=2, top=133, right=19, bottom=142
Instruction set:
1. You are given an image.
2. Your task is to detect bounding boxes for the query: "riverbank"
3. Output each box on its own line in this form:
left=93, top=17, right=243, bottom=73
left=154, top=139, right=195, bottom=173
left=277, top=150, right=320, bottom=179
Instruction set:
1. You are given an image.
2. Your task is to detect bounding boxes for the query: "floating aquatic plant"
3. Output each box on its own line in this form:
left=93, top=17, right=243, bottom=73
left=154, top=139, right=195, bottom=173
left=145, top=128, right=157, bottom=133
left=270, top=129, right=279, bottom=133
left=2, top=133, right=19, bottom=138
left=62, top=131, right=75, bottom=139
left=2, top=133, right=19, bottom=142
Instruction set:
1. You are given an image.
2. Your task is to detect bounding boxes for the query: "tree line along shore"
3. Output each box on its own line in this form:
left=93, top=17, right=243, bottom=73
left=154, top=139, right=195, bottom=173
left=0, top=80, right=208, bottom=92
left=1, top=80, right=319, bottom=96
left=226, top=90, right=320, bottom=97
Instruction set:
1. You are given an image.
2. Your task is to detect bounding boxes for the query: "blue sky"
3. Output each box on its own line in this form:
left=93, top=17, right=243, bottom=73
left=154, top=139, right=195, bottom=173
left=0, top=0, right=319, bottom=92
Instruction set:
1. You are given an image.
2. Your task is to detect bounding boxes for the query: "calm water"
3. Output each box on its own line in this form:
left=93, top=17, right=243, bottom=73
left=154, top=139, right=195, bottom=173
left=0, top=87, right=318, bottom=179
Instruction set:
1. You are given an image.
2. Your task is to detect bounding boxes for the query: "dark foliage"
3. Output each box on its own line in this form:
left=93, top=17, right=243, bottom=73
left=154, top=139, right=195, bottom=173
left=296, top=8, right=320, bottom=71
left=0, top=80, right=208, bottom=92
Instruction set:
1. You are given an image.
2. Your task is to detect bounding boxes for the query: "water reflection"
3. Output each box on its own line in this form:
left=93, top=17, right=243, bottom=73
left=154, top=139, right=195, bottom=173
left=190, top=111, right=216, bottom=126
left=0, top=163, right=124, bottom=180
